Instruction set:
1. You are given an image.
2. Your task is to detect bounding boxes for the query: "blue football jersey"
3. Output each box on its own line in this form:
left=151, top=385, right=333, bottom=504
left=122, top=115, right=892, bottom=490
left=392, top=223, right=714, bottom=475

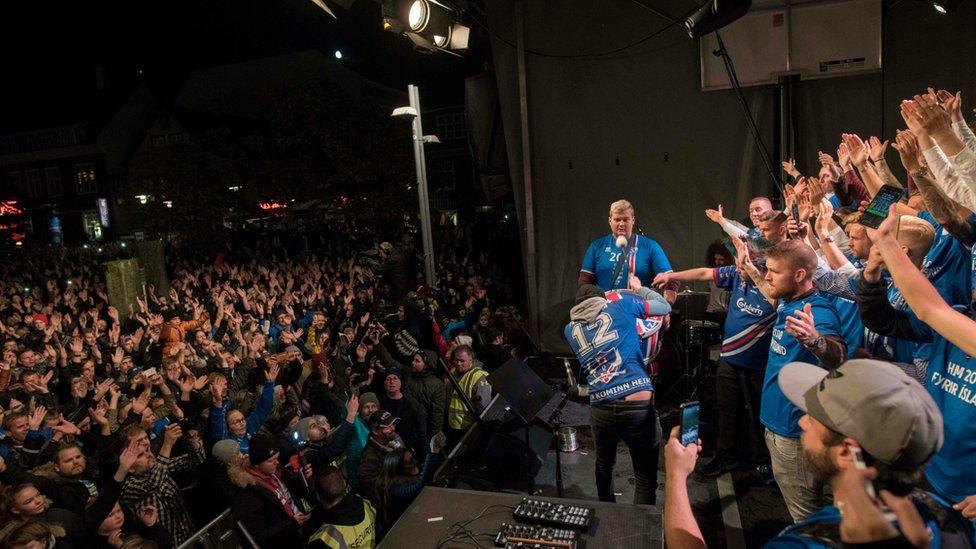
left=564, top=291, right=661, bottom=403
left=917, top=211, right=973, bottom=307
left=713, top=266, right=775, bottom=370
left=580, top=234, right=673, bottom=291
left=761, top=292, right=843, bottom=438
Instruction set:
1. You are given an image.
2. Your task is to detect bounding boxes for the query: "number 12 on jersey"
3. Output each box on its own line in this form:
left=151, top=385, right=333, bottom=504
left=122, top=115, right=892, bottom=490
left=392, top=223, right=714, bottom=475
left=570, top=313, right=620, bottom=355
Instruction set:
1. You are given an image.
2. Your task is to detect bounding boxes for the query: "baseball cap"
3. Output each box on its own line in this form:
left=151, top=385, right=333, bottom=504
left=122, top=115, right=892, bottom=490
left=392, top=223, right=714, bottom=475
left=779, top=359, right=943, bottom=467
left=368, top=410, right=398, bottom=430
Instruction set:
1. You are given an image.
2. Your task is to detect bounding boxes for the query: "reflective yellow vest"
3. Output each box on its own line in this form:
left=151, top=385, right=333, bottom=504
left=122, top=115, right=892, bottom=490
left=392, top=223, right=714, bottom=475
left=447, top=367, right=489, bottom=430
left=307, top=498, right=377, bottom=549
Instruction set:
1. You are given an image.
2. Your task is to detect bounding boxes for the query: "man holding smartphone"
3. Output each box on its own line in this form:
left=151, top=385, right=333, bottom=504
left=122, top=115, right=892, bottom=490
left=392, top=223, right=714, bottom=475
left=564, top=283, right=671, bottom=505
left=663, top=359, right=975, bottom=548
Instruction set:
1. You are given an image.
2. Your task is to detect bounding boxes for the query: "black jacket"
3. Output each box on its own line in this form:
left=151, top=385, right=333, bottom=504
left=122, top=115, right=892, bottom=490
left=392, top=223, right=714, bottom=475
left=232, top=483, right=305, bottom=547
left=304, top=419, right=356, bottom=472
left=857, top=275, right=926, bottom=342
left=378, top=393, right=428, bottom=459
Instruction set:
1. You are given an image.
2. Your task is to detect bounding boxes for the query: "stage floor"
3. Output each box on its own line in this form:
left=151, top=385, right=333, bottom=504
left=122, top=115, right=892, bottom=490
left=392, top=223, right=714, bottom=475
left=529, top=398, right=794, bottom=548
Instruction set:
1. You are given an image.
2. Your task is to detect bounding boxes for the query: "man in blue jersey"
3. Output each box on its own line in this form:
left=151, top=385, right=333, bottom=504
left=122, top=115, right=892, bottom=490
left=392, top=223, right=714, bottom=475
left=761, top=239, right=848, bottom=522
left=704, top=196, right=774, bottom=240
left=653, top=257, right=776, bottom=480
left=663, top=359, right=975, bottom=549
left=578, top=199, right=677, bottom=303
left=565, top=283, right=671, bottom=505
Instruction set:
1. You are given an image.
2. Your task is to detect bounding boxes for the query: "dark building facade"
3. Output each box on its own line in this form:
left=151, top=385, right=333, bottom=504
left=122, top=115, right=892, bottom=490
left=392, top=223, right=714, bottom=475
left=0, top=85, right=158, bottom=245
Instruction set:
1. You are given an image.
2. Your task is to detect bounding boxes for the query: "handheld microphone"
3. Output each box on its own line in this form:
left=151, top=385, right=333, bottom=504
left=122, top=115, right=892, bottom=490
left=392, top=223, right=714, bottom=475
left=290, top=453, right=312, bottom=491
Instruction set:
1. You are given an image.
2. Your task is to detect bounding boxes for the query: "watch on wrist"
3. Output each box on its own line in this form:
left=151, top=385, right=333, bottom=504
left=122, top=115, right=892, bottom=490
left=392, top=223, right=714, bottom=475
left=823, top=235, right=835, bottom=243
left=912, top=166, right=930, bottom=179
left=805, top=335, right=826, bottom=352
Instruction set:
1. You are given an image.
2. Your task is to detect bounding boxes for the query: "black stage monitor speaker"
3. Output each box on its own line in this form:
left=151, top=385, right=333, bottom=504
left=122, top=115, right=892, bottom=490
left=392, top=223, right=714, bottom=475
left=487, top=357, right=554, bottom=424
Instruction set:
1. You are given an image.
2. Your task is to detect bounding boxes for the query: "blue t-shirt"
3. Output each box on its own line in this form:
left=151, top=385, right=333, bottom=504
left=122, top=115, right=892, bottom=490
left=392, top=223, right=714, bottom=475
left=888, top=283, right=945, bottom=374
left=713, top=266, right=775, bottom=370
left=904, top=310, right=976, bottom=504
left=761, top=292, right=842, bottom=438
left=825, top=294, right=862, bottom=358
left=918, top=211, right=973, bottom=308
left=580, top=234, right=673, bottom=291
left=564, top=291, right=658, bottom=403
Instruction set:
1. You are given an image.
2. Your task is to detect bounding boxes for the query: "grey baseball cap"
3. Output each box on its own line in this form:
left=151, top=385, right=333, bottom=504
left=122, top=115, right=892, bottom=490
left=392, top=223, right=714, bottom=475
left=778, top=359, right=943, bottom=468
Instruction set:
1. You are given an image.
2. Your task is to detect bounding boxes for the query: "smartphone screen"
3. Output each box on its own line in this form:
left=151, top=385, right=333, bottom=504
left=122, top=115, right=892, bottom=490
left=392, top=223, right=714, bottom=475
left=860, top=185, right=902, bottom=228
left=679, top=401, right=700, bottom=446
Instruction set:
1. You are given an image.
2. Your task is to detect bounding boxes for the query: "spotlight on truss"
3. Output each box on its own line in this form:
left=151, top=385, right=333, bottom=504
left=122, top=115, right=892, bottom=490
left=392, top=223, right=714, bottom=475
left=383, top=0, right=470, bottom=53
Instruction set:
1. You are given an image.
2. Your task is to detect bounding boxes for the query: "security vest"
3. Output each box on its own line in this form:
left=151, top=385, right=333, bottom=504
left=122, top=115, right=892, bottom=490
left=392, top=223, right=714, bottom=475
left=447, top=366, right=489, bottom=430
left=307, top=498, right=377, bottom=549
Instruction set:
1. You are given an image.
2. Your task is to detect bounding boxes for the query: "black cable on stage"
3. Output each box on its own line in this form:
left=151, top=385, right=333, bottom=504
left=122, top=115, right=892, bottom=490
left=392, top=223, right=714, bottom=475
left=434, top=505, right=515, bottom=548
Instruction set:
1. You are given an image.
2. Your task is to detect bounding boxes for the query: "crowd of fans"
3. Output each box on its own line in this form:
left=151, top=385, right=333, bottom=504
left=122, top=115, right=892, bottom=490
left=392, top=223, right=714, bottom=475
left=659, top=88, right=976, bottom=547
left=6, top=85, right=976, bottom=547
left=0, top=216, right=523, bottom=548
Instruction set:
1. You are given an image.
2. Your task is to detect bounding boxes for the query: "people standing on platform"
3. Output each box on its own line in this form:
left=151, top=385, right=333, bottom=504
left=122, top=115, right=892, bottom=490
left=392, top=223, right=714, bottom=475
left=653, top=242, right=776, bottom=483
left=704, top=196, right=774, bottom=241
left=443, top=345, right=491, bottom=449
left=564, top=283, right=671, bottom=505
left=759, top=239, right=847, bottom=522
left=578, top=199, right=678, bottom=304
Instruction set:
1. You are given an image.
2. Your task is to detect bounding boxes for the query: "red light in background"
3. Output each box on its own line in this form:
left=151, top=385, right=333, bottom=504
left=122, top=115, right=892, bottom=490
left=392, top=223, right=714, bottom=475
left=0, top=201, right=23, bottom=216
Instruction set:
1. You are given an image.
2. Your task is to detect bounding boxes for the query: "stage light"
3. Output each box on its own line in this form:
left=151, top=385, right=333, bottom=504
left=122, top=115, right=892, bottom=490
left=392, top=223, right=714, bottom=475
left=407, top=1, right=427, bottom=30
left=931, top=0, right=962, bottom=13
left=684, top=0, right=752, bottom=39
left=391, top=0, right=469, bottom=52
left=334, top=50, right=343, bottom=59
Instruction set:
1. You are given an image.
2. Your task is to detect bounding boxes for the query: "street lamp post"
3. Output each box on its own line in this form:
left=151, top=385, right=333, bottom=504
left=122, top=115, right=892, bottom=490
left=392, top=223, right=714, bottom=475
left=393, top=84, right=438, bottom=287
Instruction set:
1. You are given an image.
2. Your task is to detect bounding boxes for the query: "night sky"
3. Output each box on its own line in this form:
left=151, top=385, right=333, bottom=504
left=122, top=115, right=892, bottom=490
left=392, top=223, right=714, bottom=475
left=2, top=0, right=490, bottom=133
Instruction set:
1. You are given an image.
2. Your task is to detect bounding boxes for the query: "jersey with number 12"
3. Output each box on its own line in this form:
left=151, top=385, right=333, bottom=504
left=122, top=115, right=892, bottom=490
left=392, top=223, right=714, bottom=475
left=564, top=291, right=657, bottom=404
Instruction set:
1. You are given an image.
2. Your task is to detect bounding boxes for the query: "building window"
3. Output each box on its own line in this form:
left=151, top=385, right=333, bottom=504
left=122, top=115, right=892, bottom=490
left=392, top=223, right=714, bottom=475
left=25, top=169, right=43, bottom=198
left=82, top=211, right=103, bottom=240
left=430, top=160, right=456, bottom=191
left=73, top=163, right=97, bottom=194
left=6, top=171, right=21, bottom=193
left=151, top=135, right=165, bottom=147
left=435, top=113, right=466, bottom=142
left=45, top=167, right=62, bottom=197
left=167, top=133, right=184, bottom=144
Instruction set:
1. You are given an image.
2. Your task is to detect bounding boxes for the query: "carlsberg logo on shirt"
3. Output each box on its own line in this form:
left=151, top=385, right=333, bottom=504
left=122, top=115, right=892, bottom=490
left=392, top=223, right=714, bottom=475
left=737, top=297, right=767, bottom=317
